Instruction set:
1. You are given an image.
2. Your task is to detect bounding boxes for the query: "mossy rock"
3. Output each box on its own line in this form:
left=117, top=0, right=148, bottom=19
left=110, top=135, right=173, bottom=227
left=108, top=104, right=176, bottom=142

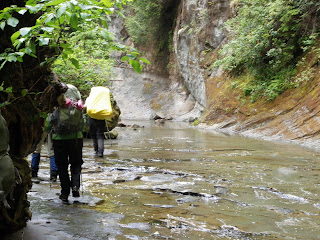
left=0, top=112, right=31, bottom=233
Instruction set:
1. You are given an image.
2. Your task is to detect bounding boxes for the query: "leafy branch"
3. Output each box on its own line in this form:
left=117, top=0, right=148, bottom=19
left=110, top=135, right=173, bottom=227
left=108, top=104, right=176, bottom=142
left=0, top=0, right=148, bottom=71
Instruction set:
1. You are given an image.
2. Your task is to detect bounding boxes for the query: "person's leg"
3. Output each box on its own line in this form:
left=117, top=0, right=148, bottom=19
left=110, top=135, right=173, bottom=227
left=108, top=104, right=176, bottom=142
left=53, top=140, right=71, bottom=200
left=31, top=153, right=40, bottom=177
left=96, top=120, right=105, bottom=157
left=31, top=132, right=47, bottom=177
left=48, top=134, right=58, bottom=181
left=69, top=138, right=83, bottom=197
left=89, top=117, right=98, bottom=154
left=49, top=156, right=58, bottom=182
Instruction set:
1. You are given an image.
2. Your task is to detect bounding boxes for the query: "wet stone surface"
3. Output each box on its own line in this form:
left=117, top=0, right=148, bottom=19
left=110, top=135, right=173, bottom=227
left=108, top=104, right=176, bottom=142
left=4, top=120, right=320, bottom=239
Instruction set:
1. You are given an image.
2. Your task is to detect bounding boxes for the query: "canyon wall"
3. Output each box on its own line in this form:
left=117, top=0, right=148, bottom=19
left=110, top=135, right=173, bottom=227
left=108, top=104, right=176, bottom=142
left=112, top=0, right=320, bottom=151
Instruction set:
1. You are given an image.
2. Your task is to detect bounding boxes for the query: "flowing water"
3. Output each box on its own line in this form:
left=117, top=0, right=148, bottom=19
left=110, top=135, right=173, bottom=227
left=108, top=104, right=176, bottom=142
left=6, top=120, right=320, bottom=239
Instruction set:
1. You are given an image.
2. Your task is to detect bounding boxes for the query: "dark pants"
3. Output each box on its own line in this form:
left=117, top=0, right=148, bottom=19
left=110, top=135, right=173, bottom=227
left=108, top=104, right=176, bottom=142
left=53, top=139, right=83, bottom=196
left=88, top=117, right=105, bottom=139
left=88, top=117, right=105, bottom=155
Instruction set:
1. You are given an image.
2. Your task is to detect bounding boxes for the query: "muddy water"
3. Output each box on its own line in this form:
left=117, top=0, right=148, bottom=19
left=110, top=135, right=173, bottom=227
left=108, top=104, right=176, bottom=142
left=7, top=120, right=320, bottom=239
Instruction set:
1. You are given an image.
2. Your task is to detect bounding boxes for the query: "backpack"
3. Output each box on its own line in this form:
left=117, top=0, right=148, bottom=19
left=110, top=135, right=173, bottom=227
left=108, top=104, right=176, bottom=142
left=50, top=84, right=84, bottom=135
left=85, top=86, right=113, bottom=120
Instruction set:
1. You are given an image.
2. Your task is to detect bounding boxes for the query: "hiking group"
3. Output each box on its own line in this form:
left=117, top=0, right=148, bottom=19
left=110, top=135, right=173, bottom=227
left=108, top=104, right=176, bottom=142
left=31, top=83, right=113, bottom=202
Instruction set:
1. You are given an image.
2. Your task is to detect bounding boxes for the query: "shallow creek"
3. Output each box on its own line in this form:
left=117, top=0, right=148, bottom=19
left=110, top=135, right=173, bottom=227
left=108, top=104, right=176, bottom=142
left=6, top=120, right=320, bottom=239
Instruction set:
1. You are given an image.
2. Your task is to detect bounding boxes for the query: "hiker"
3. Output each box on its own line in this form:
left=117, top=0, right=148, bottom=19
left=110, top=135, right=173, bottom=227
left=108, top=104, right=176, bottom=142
left=85, top=87, right=113, bottom=158
left=46, top=84, right=84, bottom=202
left=31, top=131, right=58, bottom=182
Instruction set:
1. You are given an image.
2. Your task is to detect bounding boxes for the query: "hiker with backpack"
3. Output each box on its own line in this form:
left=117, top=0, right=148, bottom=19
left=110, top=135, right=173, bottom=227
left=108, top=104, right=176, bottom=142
left=46, top=84, right=84, bottom=202
left=85, top=86, right=113, bottom=158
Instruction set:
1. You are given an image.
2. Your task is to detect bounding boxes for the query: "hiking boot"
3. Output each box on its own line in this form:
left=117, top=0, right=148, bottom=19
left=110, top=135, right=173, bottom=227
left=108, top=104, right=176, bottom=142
left=72, top=187, right=80, bottom=197
left=50, top=170, right=58, bottom=182
left=31, top=169, right=38, bottom=178
left=59, top=194, right=68, bottom=202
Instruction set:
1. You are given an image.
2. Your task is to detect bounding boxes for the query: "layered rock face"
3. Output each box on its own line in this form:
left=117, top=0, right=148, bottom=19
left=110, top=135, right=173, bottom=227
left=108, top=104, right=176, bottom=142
left=111, top=0, right=231, bottom=121
left=171, top=0, right=230, bottom=111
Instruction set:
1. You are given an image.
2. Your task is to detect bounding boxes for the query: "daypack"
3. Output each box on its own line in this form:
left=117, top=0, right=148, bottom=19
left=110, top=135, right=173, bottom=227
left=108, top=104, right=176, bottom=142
left=50, top=84, right=84, bottom=135
left=85, top=86, right=113, bottom=120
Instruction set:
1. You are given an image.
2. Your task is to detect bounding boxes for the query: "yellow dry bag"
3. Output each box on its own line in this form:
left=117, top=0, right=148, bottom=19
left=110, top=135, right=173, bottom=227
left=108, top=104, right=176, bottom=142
left=86, top=86, right=113, bottom=120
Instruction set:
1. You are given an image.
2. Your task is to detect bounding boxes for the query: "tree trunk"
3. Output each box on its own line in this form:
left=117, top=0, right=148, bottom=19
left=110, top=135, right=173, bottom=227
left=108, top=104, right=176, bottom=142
left=0, top=0, right=64, bottom=233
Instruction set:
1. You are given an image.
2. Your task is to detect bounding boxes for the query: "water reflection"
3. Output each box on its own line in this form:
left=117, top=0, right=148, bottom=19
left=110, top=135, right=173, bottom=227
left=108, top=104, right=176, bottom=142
left=10, top=120, right=320, bottom=239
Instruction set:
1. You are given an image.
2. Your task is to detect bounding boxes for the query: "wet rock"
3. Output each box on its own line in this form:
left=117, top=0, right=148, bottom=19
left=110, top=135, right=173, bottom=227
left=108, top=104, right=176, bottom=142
left=188, top=117, right=198, bottom=123
left=117, top=122, right=127, bottom=127
left=175, top=196, right=196, bottom=204
left=144, top=204, right=176, bottom=208
left=214, top=185, right=228, bottom=195
left=131, top=124, right=143, bottom=129
left=152, top=113, right=164, bottom=120
left=155, top=119, right=166, bottom=124
left=113, top=179, right=126, bottom=184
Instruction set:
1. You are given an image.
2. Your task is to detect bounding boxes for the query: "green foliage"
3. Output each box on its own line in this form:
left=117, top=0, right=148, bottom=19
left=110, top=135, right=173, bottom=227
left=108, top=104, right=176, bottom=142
left=0, top=0, right=149, bottom=73
left=52, top=22, right=115, bottom=94
left=214, top=0, right=320, bottom=101
left=0, top=0, right=152, bottom=108
left=124, top=0, right=163, bottom=45
left=192, top=119, right=200, bottom=126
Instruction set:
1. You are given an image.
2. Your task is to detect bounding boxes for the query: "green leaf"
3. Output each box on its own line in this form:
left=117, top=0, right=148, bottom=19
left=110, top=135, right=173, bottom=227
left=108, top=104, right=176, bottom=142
left=101, top=30, right=114, bottom=41
left=11, top=31, right=20, bottom=43
left=101, top=0, right=113, bottom=8
left=80, top=13, right=91, bottom=20
left=44, top=13, right=56, bottom=24
left=41, top=27, right=55, bottom=32
left=5, top=86, right=12, bottom=93
left=121, top=56, right=129, bottom=61
left=0, top=21, right=6, bottom=31
left=7, top=54, right=17, bottom=62
left=139, top=58, right=150, bottom=64
left=70, top=58, right=79, bottom=68
left=22, top=47, right=32, bottom=55
left=0, top=60, right=7, bottom=70
left=18, top=9, right=28, bottom=15
left=20, top=27, right=31, bottom=36
left=21, top=89, right=28, bottom=96
left=57, top=4, right=67, bottom=18
left=0, top=101, right=10, bottom=108
left=26, top=0, right=36, bottom=5
left=27, top=40, right=36, bottom=53
left=116, top=11, right=125, bottom=18
left=39, top=112, right=48, bottom=119
left=14, top=38, right=26, bottom=49
left=7, top=17, right=19, bottom=27
left=113, top=43, right=126, bottom=49
left=63, top=48, right=73, bottom=55
left=45, top=0, right=66, bottom=7
left=26, top=5, right=38, bottom=13
left=131, top=60, right=141, bottom=73
left=17, top=56, right=23, bottom=62
left=39, top=38, right=50, bottom=46
left=70, top=13, right=78, bottom=29
left=100, top=17, right=108, bottom=29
